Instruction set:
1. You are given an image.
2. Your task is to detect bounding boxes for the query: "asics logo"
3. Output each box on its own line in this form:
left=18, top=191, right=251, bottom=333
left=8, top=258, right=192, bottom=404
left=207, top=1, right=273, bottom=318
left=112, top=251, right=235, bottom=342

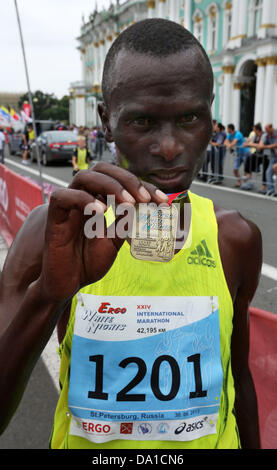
left=187, top=240, right=216, bottom=268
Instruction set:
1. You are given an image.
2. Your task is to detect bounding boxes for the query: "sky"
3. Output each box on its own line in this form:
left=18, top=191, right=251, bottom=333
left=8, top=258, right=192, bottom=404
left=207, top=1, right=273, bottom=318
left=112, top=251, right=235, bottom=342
left=1, top=0, right=112, bottom=99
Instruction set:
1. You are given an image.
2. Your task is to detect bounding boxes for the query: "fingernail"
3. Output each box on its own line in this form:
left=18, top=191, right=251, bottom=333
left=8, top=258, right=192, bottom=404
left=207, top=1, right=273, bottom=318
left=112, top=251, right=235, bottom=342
left=121, top=189, right=136, bottom=204
left=84, top=200, right=106, bottom=214
left=155, top=189, right=169, bottom=201
left=138, top=186, right=151, bottom=201
left=94, top=200, right=107, bottom=212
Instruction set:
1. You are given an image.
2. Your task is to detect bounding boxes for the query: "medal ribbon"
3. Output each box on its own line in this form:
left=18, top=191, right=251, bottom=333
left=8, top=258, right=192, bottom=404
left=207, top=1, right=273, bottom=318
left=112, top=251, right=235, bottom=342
left=166, top=190, right=188, bottom=206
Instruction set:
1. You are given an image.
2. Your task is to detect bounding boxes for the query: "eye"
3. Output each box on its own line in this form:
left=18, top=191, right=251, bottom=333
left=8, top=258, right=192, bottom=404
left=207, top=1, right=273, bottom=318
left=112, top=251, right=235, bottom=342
left=178, top=114, right=198, bottom=126
left=130, top=117, right=155, bottom=128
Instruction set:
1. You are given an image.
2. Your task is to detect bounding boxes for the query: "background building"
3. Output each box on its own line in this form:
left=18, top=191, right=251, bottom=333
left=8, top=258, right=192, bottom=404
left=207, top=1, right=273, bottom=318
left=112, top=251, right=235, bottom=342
left=0, top=92, right=23, bottom=113
left=69, top=0, right=277, bottom=136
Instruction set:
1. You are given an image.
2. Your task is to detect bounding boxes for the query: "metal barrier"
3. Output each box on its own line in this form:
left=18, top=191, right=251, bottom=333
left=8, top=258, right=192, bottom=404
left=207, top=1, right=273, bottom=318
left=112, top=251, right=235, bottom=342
left=198, top=145, right=277, bottom=196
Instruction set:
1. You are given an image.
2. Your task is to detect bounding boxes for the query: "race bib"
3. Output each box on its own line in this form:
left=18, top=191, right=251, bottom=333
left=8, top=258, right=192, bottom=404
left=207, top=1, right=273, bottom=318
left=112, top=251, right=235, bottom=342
left=68, top=295, right=223, bottom=443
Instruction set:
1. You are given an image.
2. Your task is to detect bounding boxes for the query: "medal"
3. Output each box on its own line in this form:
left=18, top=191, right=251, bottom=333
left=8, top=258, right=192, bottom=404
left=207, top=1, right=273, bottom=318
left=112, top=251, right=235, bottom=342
left=130, top=203, right=179, bottom=262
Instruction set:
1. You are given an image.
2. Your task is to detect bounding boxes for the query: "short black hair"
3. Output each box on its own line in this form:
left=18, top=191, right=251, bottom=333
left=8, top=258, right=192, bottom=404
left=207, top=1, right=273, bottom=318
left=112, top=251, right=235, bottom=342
left=217, top=123, right=225, bottom=131
left=254, top=123, right=262, bottom=132
left=102, top=18, right=214, bottom=105
left=227, top=124, right=235, bottom=131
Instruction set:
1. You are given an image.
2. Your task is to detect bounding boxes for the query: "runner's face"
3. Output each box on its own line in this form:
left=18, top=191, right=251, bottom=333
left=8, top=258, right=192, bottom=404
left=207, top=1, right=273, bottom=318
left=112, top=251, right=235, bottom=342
left=102, top=50, right=213, bottom=192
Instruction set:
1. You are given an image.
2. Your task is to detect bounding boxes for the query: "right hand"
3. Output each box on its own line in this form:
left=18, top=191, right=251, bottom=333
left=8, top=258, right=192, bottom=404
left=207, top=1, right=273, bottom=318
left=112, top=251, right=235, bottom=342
left=38, top=162, right=168, bottom=303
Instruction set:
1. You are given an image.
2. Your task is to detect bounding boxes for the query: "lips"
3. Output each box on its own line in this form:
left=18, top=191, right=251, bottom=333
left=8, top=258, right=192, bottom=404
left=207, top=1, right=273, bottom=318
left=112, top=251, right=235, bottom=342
left=150, top=171, right=181, bottom=181
left=145, top=169, right=188, bottom=192
left=148, top=168, right=186, bottom=182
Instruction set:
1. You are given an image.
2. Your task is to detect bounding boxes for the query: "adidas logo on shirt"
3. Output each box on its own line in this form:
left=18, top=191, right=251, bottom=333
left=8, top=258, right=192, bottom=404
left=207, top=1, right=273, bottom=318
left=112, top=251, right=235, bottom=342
left=187, top=240, right=216, bottom=268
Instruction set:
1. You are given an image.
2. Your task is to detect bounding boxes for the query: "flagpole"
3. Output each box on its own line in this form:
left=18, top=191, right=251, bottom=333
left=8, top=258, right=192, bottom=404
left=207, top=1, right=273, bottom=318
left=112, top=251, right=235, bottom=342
left=14, top=0, right=46, bottom=203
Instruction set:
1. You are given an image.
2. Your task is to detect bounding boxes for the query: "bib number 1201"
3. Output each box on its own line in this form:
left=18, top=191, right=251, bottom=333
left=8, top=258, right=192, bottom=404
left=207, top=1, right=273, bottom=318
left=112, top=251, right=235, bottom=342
left=88, top=353, right=207, bottom=402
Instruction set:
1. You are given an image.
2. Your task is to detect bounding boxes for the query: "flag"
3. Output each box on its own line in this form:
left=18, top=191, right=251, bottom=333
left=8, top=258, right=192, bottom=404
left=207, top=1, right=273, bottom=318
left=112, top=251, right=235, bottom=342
left=0, top=114, right=10, bottom=126
left=0, top=106, right=11, bottom=121
left=10, top=108, right=20, bottom=121
left=20, top=110, right=32, bottom=123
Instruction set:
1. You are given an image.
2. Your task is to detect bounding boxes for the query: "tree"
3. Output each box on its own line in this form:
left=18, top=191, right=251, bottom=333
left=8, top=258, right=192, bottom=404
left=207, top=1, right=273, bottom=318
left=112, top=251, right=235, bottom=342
left=18, top=91, right=69, bottom=123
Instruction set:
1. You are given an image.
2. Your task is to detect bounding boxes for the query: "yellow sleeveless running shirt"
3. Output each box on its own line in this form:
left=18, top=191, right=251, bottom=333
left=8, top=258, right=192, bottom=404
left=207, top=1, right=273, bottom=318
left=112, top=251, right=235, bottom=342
left=50, top=192, right=240, bottom=449
left=76, top=148, right=89, bottom=170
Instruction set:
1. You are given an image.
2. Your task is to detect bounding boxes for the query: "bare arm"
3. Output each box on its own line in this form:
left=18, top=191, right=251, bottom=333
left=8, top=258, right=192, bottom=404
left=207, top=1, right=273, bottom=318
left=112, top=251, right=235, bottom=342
left=0, top=205, right=68, bottom=433
left=231, top=218, right=262, bottom=449
left=0, top=163, right=167, bottom=434
left=72, top=155, right=78, bottom=170
left=217, top=209, right=262, bottom=449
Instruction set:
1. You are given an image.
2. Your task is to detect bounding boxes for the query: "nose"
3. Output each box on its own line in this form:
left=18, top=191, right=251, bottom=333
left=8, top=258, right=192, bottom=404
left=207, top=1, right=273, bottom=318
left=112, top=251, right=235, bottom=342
left=149, top=123, right=184, bottom=161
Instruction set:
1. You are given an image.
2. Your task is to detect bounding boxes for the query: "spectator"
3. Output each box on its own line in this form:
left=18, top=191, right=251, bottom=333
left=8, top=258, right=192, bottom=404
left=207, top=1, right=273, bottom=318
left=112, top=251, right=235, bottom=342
left=95, top=126, right=104, bottom=160
left=78, top=126, right=86, bottom=136
left=21, top=123, right=34, bottom=165
left=71, top=135, right=92, bottom=177
left=72, top=124, right=78, bottom=135
left=198, top=120, right=217, bottom=181
left=224, top=124, right=251, bottom=188
left=243, top=124, right=269, bottom=194
left=89, top=127, right=97, bottom=158
left=209, top=123, right=226, bottom=184
left=258, top=123, right=277, bottom=196
left=0, top=127, right=5, bottom=164
left=107, top=141, right=117, bottom=164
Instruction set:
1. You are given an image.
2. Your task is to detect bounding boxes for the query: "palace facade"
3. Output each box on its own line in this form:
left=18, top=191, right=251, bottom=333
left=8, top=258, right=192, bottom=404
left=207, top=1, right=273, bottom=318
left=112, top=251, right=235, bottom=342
left=69, top=0, right=277, bottom=136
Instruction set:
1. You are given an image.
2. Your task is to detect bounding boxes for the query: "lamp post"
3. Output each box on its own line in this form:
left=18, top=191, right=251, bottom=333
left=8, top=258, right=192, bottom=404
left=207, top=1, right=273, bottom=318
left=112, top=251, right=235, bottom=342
left=14, top=0, right=46, bottom=202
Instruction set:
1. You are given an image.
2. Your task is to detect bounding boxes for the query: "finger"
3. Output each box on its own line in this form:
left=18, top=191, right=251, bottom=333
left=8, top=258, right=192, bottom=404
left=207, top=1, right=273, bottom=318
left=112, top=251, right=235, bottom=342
left=69, top=169, right=137, bottom=206
left=48, top=188, right=106, bottom=225
left=141, top=181, right=169, bottom=205
left=92, top=162, right=168, bottom=205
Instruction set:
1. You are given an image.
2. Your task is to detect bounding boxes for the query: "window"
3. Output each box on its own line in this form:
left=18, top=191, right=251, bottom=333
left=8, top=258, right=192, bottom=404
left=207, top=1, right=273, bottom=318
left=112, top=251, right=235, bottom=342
left=224, top=1, right=232, bottom=44
left=253, top=0, right=263, bottom=34
left=207, top=4, right=219, bottom=53
left=193, top=11, right=204, bottom=45
left=248, top=0, right=263, bottom=36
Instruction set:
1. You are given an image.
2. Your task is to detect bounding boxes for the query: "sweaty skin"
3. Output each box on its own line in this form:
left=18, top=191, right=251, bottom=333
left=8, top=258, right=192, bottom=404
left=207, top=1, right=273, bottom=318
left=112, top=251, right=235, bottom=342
left=0, top=49, right=261, bottom=448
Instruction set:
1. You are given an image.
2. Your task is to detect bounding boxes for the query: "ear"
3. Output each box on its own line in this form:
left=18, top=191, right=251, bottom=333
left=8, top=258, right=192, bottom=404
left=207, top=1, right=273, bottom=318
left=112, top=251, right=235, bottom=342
left=98, top=103, right=113, bottom=142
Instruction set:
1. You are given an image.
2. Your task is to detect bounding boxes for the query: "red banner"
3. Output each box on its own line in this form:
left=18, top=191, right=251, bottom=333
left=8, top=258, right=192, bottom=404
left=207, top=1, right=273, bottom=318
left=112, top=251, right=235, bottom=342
left=0, top=164, right=44, bottom=246
left=249, top=307, right=277, bottom=449
left=22, top=102, right=31, bottom=117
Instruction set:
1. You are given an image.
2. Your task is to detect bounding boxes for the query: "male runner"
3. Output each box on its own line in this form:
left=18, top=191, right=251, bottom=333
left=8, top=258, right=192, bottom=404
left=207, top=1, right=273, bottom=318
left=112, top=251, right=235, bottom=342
left=0, top=19, right=261, bottom=449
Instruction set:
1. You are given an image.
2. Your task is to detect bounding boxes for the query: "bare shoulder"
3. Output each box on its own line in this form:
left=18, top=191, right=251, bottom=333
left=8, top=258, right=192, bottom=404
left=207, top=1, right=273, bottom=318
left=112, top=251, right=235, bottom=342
left=214, top=204, right=262, bottom=247
left=214, top=204, right=262, bottom=300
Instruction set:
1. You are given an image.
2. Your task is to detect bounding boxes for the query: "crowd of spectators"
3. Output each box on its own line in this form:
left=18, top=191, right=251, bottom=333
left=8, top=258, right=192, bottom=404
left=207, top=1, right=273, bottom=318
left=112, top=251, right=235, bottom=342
left=1, top=118, right=277, bottom=197
left=198, top=120, right=277, bottom=197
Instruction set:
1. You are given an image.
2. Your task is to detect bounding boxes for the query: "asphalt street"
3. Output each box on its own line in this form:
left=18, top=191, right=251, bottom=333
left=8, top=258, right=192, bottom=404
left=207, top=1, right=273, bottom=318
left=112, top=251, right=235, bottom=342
left=0, top=146, right=276, bottom=449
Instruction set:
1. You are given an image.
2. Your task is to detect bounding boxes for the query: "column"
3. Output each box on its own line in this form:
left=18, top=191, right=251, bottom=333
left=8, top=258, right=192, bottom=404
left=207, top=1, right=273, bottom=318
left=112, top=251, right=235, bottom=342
left=232, top=83, right=243, bottom=129
left=237, top=0, right=248, bottom=38
left=158, top=0, right=166, bottom=18
left=230, top=0, right=239, bottom=40
left=147, top=0, right=155, bottom=19
left=254, top=58, right=266, bottom=123
left=259, top=0, right=277, bottom=38
left=99, top=37, right=105, bottom=85
left=263, top=56, right=277, bottom=125
left=229, top=0, right=247, bottom=48
left=75, top=95, right=86, bottom=127
left=183, top=0, right=192, bottom=31
left=69, top=95, right=74, bottom=125
left=169, top=0, right=178, bottom=23
left=222, top=65, right=235, bottom=126
left=93, top=40, right=100, bottom=85
left=80, top=48, right=86, bottom=83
